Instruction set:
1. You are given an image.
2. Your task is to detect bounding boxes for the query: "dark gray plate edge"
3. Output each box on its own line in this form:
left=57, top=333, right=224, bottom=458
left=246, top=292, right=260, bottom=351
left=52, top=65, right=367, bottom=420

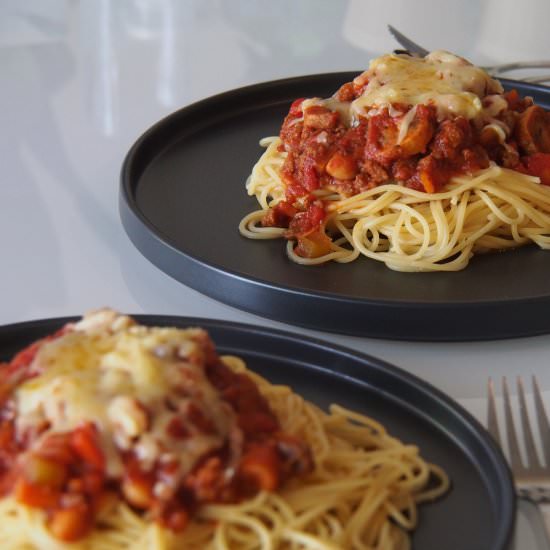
left=119, top=191, right=550, bottom=341
left=119, top=73, right=550, bottom=341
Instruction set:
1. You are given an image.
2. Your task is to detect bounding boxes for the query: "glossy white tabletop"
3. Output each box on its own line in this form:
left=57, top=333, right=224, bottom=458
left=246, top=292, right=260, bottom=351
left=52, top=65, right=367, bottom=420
left=2, top=1, right=550, bottom=547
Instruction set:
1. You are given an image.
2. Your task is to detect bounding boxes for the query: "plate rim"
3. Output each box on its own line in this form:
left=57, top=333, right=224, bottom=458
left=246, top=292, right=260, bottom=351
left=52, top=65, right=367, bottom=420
left=119, top=72, right=550, bottom=340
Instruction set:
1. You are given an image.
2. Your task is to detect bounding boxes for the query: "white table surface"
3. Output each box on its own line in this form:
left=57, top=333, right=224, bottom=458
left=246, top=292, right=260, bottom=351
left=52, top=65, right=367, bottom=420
left=2, top=1, right=550, bottom=548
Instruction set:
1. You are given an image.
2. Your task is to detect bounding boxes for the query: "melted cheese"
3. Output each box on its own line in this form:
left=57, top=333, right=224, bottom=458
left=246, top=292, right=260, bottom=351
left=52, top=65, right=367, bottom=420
left=15, top=310, right=239, bottom=479
left=297, top=51, right=509, bottom=147
left=351, top=50, right=503, bottom=121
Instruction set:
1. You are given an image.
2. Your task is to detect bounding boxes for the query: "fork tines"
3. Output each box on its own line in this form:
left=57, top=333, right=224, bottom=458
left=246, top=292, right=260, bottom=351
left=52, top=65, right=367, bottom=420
left=488, top=376, right=550, bottom=476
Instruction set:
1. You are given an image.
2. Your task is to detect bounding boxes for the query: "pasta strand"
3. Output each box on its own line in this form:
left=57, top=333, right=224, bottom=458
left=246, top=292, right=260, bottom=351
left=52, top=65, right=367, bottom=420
left=240, top=139, right=550, bottom=272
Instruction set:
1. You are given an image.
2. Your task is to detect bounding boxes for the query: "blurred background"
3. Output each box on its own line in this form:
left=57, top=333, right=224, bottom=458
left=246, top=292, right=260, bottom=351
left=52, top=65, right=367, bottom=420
left=3, top=0, right=549, bottom=131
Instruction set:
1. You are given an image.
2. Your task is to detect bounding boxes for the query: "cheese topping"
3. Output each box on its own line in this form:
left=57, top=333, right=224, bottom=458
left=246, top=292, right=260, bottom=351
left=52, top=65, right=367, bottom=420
left=15, top=310, right=239, bottom=478
left=351, top=50, right=503, bottom=122
left=299, top=51, right=508, bottom=141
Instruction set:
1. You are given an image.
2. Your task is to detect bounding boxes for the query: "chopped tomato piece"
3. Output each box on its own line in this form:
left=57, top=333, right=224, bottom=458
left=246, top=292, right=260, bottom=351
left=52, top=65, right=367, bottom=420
left=365, top=110, right=400, bottom=164
left=36, top=433, right=74, bottom=465
left=276, top=201, right=298, bottom=219
left=302, top=158, right=320, bottom=191
left=288, top=98, right=305, bottom=117
left=48, top=502, right=92, bottom=542
left=505, top=89, right=532, bottom=112
left=239, top=445, right=281, bottom=491
left=287, top=202, right=326, bottom=238
left=335, top=82, right=355, bottom=102
left=515, top=106, right=550, bottom=155
left=0, top=420, right=15, bottom=450
left=524, top=153, right=550, bottom=185
left=70, top=423, right=105, bottom=470
left=302, top=202, right=325, bottom=229
left=15, top=478, right=60, bottom=508
left=122, top=460, right=155, bottom=509
left=238, top=411, right=279, bottom=435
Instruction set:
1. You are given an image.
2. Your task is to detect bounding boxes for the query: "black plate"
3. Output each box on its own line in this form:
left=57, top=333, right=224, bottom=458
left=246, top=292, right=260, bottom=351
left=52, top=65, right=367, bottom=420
left=0, top=315, right=515, bottom=550
left=119, top=73, right=550, bottom=341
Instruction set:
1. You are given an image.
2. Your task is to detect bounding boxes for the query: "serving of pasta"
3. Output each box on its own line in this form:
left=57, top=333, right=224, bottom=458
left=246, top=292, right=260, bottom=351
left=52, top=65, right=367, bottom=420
left=239, top=50, right=550, bottom=271
left=0, top=309, right=448, bottom=549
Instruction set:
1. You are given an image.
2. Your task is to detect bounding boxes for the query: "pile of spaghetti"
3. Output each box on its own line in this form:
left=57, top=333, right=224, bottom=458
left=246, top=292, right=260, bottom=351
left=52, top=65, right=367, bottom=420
left=239, top=50, right=550, bottom=271
left=0, top=309, right=448, bottom=549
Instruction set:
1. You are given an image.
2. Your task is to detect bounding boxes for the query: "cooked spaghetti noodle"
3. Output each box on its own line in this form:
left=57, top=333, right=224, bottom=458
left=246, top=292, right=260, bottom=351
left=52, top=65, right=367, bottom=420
left=240, top=137, right=550, bottom=271
left=0, top=310, right=448, bottom=549
left=239, top=50, right=550, bottom=271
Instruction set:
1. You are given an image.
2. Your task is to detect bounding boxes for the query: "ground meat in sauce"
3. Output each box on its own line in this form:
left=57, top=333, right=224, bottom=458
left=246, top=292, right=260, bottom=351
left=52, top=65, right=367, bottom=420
left=261, top=80, right=550, bottom=258
left=0, top=318, right=313, bottom=542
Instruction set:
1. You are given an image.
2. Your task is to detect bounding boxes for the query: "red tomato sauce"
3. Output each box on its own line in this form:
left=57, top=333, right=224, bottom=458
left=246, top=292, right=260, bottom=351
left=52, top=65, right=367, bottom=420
left=0, top=325, right=313, bottom=541
left=262, top=83, right=550, bottom=259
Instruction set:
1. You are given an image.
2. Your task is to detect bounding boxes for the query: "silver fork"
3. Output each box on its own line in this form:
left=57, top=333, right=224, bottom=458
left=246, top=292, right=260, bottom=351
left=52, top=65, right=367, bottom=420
left=488, top=376, right=550, bottom=542
left=388, top=25, right=550, bottom=84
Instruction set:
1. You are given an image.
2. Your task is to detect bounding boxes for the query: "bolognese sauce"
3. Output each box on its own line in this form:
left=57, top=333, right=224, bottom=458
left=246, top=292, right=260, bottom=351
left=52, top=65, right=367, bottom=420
left=263, top=51, right=550, bottom=258
left=0, top=310, right=312, bottom=541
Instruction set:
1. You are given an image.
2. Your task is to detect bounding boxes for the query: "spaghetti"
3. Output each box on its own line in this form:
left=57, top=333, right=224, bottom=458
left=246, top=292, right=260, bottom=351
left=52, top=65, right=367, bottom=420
left=0, top=310, right=448, bottom=549
left=239, top=51, right=550, bottom=271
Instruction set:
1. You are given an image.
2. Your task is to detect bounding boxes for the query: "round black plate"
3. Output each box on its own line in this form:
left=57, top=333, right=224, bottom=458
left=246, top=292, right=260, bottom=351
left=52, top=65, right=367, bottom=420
left=119, top=73, right=550, bottom=341
left=0, top=315, right=515, bottom=550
